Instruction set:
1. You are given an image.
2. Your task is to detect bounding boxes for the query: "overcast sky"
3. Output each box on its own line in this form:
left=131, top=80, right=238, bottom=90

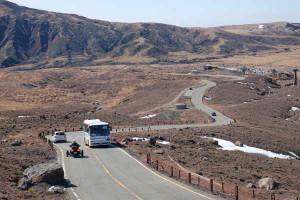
left=8, top=0, right=300, bottom=27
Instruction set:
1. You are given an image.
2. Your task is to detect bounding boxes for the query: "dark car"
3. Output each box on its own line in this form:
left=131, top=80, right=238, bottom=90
left=211, top=112, right=217, bottom=116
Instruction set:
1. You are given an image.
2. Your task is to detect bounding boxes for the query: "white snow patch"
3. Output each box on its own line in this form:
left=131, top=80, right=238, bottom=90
left=226, top=67, right=238, bottom=71
left=288, top=152, right=299, bottom=159
left=290, top=107, right=300, bottom=111
left=132, top=137, right=148, bottom=141
left=141, top=114, right=157, bottom=119
left=157, top=141, right=170, bottom=145
left=287, top=94, right=291, bottom=97
left=131, top=137, right=170, bottom=145
left=203, top=137, right=294, bottom=159
left=237, top=82, right=247, bottom=85
left=18, top=116, right=32, bottom=118
left=204, top=96, right=212, bottom=100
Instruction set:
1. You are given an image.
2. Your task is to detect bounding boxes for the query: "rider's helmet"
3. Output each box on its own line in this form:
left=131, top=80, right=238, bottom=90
left=72, top=139, right=76, bottom=143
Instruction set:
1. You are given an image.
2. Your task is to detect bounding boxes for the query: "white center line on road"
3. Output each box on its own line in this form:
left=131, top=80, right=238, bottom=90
left=114, top=145, right=215, bottom=200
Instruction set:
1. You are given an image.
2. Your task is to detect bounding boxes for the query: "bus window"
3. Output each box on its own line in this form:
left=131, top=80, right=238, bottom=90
left=90, top=125, right=109, bottom=136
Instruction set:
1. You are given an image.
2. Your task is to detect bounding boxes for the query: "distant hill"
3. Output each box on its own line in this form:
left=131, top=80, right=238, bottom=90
left=0, top=0, right=300, bottom=68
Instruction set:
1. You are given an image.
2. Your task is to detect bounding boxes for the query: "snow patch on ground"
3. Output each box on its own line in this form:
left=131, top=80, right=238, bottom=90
left=289, top=152, right=299, bottom=159
left=203, top=137, right=294, bottom=159
left=131, top=137, right=170, bottom=145
left=290, top=107, right=300, bottom=111
left=18, top=116, right=32, bottom=118
left=141, top=114, right=157, bottom=119
left=204, top=96, right=212, bottom=100
left=157, top=141, right=170, bottom=145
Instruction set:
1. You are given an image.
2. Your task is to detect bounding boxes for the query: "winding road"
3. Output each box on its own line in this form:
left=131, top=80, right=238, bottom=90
left=52, top=73, right=244, bottom=200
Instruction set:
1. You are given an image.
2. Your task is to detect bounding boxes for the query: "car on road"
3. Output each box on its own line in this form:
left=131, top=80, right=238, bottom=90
left=52, top=131, right=67, bottom=143
left=211, top=112, right=217, bottom=116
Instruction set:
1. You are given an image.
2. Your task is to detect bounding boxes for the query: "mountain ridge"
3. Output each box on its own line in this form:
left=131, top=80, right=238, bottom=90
left=0, top=0, right=300, bottom=68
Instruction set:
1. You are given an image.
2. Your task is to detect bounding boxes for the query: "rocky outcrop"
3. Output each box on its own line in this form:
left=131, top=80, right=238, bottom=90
left=235, top=141, right=244, bottom=147
left=149, top=137, right=156, bottom=146
left=257, top=177, right=279, bottom=190
left=18, top=177, right=32, bottom=190
left=246, top=183, right=257, bottom=188
left=47, top=186, right=66, bottom=194
left=19, top=163, right=64, bottom=190
left=11, top=140, right=22, bottom=146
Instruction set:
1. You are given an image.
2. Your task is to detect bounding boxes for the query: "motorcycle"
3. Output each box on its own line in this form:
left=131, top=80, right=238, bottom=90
left=66, top=146, right=84, bottom=158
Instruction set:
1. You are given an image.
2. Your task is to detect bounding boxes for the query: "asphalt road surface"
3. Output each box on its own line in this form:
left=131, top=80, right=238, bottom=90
left=54, top=132, right=223, bottom=200
left=112, top=74, right=244, bottom=133
left=51, top=74, right=244, bottom=200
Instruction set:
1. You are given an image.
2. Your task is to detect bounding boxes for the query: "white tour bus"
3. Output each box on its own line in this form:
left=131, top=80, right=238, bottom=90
left=83, top=119, right=110, bottom=147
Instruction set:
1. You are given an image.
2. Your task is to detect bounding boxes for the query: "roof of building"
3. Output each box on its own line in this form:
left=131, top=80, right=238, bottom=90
left=83, top=119, right=108, bottom=126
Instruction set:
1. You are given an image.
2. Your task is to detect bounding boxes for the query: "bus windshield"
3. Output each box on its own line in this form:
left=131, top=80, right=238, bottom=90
left=90, top=125, right=109, bottom=136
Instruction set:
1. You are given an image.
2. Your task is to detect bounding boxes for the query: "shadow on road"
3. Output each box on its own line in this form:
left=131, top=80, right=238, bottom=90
left=90, top=143, right=120, bottom=149
left=64, top=179, right=78, bottom=188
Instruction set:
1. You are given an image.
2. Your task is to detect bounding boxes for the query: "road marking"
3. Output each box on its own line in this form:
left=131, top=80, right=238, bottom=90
left=54, top=143, right=81, bottom=200
left=90, top=150, right=143, bottom=200
left=115, top=145, right=215, bottom=200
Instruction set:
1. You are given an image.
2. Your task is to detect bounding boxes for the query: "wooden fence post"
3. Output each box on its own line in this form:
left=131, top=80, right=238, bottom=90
left=210, top=179, right=213, bottom=193
left=170, top=166, right=173, bottom=178
left=178, top=170, right=181, bottom=178
left=252, top=189, right=255, bottom=198
left=235, top=185, right=239, bottom=200
left=271, top=193, right=275, bottom=200
left=156, top=160, right=158, bottom=170
left=188, top=173, right=191, bottom=184
left=222, top=182, right=225, bottom=193
left=198, top=177, right=200, bottom=188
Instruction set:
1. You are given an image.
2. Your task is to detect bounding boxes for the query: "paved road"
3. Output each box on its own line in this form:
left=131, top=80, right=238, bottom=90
left=112, top=74, right=244, bottom=133
left=54, top=132, right=223, bottom=200
left=52, top=73, right=244, bottom=200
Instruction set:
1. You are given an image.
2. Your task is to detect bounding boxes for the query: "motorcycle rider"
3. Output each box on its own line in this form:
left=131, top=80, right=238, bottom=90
left=70, top=139, right=80, bottom=150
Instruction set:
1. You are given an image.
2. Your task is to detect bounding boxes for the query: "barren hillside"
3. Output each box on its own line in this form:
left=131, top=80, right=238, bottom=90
left=1, top=0, right=300, bottom=68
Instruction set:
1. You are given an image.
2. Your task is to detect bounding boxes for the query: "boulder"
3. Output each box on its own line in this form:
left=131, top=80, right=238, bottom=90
left=23, top=163, right=64, bottom=185
left=121, top=137, right=133, bottom=143
left=18, top=177, right=32, bottom=190
left=246, top=183, right=257, bottom=188
left=257, top=177, right=279, bottom=190
left=235, top=141, right=244, bottom=147
left=11, top=140, right=22, bottom=146
left=47, top=186, right=66, bottom=194
left=154, top=149, right=164, bottom=155
left=149, top=137, right=156, bottom=146
left=203, top=138, right=218, bottom=146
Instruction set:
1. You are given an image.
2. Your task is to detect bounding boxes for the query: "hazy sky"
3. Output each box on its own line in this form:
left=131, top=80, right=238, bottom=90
left=9, top=0, right=300, bottom=27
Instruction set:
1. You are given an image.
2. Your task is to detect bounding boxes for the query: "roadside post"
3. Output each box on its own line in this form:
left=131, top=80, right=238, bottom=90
left=210, top=179, right=213, bottom=193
